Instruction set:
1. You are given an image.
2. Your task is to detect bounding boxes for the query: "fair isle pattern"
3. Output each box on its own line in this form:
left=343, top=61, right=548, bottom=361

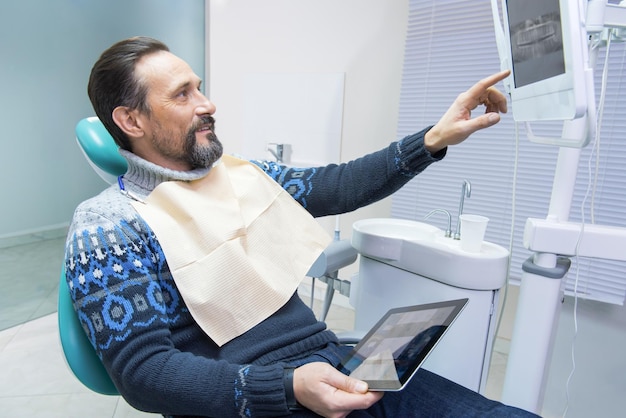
left=235, top=365, right=252, bottom=417
left=250, top=160, right=317, bottom=208
left=66, top=212, right=185, bottom=356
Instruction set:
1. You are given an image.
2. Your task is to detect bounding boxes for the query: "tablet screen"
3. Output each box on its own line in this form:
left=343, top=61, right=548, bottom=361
left=337, top=298, right=468, bottom=391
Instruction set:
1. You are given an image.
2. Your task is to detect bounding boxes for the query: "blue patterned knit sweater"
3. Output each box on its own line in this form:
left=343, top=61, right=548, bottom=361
left=64, top=128, right=443, bottom=417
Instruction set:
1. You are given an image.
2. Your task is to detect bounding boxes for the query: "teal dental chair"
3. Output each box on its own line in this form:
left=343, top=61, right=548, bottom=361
left=74, top=116, right=128, bottom=184
left=59, top=117, right=358, bottom=396
left=58, top=117, right=126, bottom=395
left=58, top=267, right=120, bottom=395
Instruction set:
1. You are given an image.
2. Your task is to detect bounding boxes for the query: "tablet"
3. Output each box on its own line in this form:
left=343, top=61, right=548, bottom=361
left=337, top=298, right=468, bottom=391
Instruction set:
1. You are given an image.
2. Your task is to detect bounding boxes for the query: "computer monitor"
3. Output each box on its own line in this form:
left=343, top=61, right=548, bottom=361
left=501, top=0, right=589, bottom=122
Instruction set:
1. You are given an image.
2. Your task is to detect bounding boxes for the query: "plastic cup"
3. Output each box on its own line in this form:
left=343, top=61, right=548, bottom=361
left=459, top=214, right=489, bottom=253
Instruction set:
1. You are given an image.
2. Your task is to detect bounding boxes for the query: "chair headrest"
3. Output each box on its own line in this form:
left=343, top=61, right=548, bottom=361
left=76, top=117, right=128, bottom=184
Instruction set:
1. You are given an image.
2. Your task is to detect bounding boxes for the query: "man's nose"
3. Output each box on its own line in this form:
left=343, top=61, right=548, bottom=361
left=195, top=91, right=216, bottom=115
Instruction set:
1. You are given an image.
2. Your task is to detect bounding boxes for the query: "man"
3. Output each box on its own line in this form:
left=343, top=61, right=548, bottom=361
left=66, top=37, right=535, bottom=417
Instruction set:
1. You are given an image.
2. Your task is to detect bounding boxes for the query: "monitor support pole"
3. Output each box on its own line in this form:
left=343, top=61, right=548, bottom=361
left=501, top=126, right=582, bottom=413
left=501, top=1, right=626, bottom=413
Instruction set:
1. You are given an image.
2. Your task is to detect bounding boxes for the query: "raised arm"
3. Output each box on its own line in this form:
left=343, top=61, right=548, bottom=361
left=253, top=71, right=510, bottom=218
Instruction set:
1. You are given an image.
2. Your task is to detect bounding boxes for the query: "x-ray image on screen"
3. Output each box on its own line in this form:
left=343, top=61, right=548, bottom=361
left=507, top=0, right=565, bottom=88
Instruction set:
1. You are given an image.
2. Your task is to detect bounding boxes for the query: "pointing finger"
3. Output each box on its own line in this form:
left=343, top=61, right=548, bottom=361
left=466, top=70, right=510, bottom=101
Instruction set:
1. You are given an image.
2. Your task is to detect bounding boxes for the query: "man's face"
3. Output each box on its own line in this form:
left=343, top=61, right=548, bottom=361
left=134, top=51, right=222, bottom=171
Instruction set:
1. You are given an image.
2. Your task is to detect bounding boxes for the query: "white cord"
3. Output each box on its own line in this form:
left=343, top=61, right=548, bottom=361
left=590, top=31, right=613, bottom=224
left=492, top=114, right=520, bottom=363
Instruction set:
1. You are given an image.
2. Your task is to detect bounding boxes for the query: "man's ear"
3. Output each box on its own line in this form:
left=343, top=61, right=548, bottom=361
left=112, top=106, right=145, bottom=139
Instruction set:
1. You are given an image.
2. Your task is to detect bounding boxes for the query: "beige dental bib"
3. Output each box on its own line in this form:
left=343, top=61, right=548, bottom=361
left=131, top=155, right=331, bottom=346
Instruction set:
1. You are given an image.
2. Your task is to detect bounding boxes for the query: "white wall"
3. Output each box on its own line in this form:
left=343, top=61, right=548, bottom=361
left=208, top=0, right=409, bottom=237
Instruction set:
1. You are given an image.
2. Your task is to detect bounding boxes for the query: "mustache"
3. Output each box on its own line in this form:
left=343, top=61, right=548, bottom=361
left=192, top=115, right=216, bottom=132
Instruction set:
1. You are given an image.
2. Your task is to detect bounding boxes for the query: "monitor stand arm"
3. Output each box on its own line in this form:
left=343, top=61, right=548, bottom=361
left=501, top=3, right=626, bottom=413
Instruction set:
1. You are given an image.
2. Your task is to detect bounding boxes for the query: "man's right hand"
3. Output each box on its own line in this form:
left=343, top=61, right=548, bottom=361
left=293, top=362, right=384, bottom=418
left=424, top=69, right=510, bottom=154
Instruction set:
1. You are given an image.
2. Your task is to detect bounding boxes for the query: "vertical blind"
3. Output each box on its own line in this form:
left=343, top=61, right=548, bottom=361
left=391, top=0, right=626, bottom=304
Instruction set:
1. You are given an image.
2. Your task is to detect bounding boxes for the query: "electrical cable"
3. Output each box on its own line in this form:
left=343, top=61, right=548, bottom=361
left=590, top=30, right=612, bottom=225
left=491, top=110, right=521, bottom=386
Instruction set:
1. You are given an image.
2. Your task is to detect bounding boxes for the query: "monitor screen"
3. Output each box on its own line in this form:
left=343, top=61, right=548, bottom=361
left=507, top=0, right=565, bottom=88
left=500, top=0, right=589, bottom=123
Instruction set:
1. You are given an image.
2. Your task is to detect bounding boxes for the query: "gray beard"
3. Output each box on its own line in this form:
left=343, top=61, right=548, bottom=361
left=185, top=131, right=224, bottom=169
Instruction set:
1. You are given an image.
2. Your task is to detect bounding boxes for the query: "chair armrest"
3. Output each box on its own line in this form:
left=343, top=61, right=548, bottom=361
left=336, top=330, right=366, bottom=346
left=307, top=239, right=358, bottom=278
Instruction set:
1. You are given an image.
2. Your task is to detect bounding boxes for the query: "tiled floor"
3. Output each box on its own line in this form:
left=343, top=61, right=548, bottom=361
left=0, top=233, right=66, bottom=331
left=0, top=233, right=151, bottom=417
left=0, top=313, right=155, bottom=417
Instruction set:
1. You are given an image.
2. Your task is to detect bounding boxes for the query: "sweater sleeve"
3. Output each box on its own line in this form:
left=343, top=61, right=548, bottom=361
left=65, top=204, right=292, bottom=417
left=251, top=127, right=445, bottom=217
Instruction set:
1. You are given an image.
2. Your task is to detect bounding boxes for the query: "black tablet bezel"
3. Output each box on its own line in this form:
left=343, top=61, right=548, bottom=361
left=337, top=298, right=468, bottom=391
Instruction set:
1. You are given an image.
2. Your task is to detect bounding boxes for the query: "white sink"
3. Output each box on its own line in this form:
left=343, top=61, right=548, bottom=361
left=351, top=218, right=509, bottom=290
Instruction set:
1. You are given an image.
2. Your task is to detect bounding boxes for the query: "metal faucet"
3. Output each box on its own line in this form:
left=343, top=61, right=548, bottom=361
left=454, top=179, right=471, bottom=240
left=424, top=208, right=452, bottom=238
left=267, top=143, right=284, bottom=163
